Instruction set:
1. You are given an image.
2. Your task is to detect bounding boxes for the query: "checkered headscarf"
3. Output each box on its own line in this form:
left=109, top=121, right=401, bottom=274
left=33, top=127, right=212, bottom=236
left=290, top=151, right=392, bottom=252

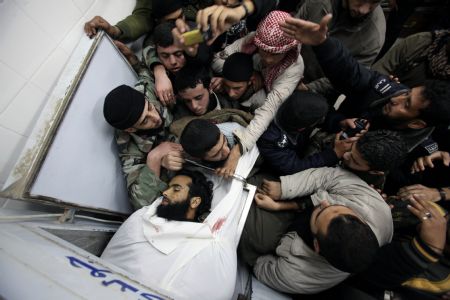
left=241, top=11, right=300, bottom=91
left=427, top=30, right=450, bottom=79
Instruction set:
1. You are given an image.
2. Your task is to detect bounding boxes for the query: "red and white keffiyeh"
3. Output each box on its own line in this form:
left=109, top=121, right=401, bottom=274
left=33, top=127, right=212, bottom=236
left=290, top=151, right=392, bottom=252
left=241, top=10, right=300, bottom=91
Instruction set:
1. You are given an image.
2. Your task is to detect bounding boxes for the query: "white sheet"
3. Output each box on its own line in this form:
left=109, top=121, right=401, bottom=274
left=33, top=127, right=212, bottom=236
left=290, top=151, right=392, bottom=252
left=101, top=146, right=259, bottom=299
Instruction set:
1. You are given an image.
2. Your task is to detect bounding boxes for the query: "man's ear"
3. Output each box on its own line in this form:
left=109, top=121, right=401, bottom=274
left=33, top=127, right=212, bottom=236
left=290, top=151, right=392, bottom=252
left=313, top=238, right=320, bottom=254
left=124, top=127, right=137, bottom=133
left=368, top=170, right=385, bottom=176
left=407, top=119, right=427, bottom=129
left=190, top=197, right=202, bottom=209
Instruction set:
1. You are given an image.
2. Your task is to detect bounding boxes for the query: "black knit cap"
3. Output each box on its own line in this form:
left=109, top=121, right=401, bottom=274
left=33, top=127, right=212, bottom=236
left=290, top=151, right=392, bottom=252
left=103, top=85, right=145, bottom=130
left=276, top=90, right=328, bottom=132
left=153, top=0, right=183, bottom=20
left=222, top=52, right=254, bottom=82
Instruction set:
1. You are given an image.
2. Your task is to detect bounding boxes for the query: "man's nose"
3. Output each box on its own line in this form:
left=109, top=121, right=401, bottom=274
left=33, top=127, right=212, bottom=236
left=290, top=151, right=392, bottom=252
left=222, top=145, right=230, bottom=158
left=191, top=101, right=200, bottom=110
left=343, top=152, right=350, bottom=161
left=169, top=55, right=177, bottom=65
left=358, top=4, right=371, bottom=15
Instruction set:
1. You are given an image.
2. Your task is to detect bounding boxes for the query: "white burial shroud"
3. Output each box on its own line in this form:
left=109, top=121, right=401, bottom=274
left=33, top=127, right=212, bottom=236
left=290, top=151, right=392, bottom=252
left=101, top=146, right=259, bottom=299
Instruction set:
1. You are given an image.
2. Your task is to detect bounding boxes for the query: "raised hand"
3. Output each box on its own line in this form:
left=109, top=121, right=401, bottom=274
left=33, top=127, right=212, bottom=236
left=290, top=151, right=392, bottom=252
left=279, top=14, right=332, bottom=46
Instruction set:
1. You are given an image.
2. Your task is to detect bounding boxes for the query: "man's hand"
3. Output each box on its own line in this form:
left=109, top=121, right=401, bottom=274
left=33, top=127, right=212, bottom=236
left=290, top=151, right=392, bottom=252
left=334, top=131, right=358, bottom=158
left=172, top=19, right=200, bottom=56
left=279, top=14, right=332, bottom=46
left=84, top=16, right=121, bottom=39
left=161, top=150, right=185, bottom=171
left=216, top=145, right=241, bottom=178
left=398, top=184, right=442, bottom=202
left=114, top=41, right=139, bottom=67
left=154, top=65, right=176, bottom=106
left=297, top=82, right=309, bottom=91
left=210, top=77, right=224, bottom=93
left=411, top=151, right=450, bottom=174
left=407, top=195, right=447, bottom=255
left=196, top=3, right=254, bottom=44
left=259, top=179, right=282, bottom=201
left=389, top=74, right=400, bottom=84
left=254, top=193, right=282, bottom=211
left=339, top=118, right=370, bottom=130
left=250, top=71, right=263, bottom=91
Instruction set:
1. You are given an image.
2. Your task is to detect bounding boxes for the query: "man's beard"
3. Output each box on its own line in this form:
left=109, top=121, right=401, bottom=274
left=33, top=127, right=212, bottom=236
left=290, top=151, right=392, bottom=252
left=343, top=0, right=371, bottom=25
left=368, top=105, right=408, bottom=130
left=156, top=198, right=191, bottom=221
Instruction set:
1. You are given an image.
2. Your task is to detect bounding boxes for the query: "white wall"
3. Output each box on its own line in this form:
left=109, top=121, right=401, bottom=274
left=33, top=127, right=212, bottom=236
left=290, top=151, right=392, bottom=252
left=0, top=0, right=135, bottom=191
left=0, top=0, right=136, bottom=210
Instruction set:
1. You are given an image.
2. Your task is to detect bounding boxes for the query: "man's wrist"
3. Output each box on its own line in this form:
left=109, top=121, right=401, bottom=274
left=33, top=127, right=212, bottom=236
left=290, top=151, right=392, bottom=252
left=110, top=26, right=122, bottom=39
left=276, top=201, right=300, bottom=211
left=438, top=187, right=449, bottom=201
left=238, top=0, right=254, bottom=19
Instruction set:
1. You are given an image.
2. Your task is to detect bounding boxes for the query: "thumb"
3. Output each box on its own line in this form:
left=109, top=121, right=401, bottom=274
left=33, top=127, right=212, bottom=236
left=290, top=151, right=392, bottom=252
left=320, top=14, right=332, bottom=29
left=443, top=153, right=450, bottom=166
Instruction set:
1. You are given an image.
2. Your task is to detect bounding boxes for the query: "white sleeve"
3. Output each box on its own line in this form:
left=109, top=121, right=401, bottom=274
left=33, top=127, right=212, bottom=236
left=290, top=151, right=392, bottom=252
left=233, top=56, right=304, bottom=152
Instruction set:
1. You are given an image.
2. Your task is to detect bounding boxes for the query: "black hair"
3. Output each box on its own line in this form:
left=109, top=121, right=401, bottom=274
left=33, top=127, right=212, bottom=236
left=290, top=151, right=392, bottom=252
left=356, top=130, right=407, bottom=171
left=180, top=119, right=221, bottom=158
left=420, top=80, right=450, bottom=126
left=276, top=90, right=329, bottom=132
left=174, top=63, right=211, bottom=93
left=175, top=169, right=214, bottom=219
left=153, top=22, right=176, bottom=48
left=316, top=214, right=379, bottom=273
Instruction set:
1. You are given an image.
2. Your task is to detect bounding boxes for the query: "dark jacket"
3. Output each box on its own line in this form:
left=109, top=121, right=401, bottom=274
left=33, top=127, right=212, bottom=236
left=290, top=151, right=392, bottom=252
left=314, top=37, right=435, bottom=152
left=257, top=122, right=339, bottom=176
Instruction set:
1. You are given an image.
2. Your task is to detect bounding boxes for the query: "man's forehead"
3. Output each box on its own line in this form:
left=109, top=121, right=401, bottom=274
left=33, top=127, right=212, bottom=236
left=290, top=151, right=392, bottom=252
left=169, top=175, right=192, bottom=186
left=157, top=44, right=183, bottom=55
left=179, top=83, right=207, bottom=96
left=224, top=79, right=248, bottom=87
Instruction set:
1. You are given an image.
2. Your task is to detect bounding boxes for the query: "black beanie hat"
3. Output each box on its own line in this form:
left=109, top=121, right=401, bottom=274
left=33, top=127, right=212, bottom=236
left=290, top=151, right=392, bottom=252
left=103, top=85, right=145, bottom=130
left=180, top=119, right=220, bottom=157
left=276, top=90, right=329, bottom=132
left=153, top=0, right=183, bottom=20
left=222, top=52, right=254, bottom=82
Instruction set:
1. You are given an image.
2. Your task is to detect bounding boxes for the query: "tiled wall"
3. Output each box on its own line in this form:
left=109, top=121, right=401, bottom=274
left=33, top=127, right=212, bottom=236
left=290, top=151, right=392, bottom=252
left=0, top=0, right=135, bottom=190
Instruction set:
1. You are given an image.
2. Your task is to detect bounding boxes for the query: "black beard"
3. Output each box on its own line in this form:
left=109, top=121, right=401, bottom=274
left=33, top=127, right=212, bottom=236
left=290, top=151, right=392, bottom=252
left=156, top=199, right=190, bottom=221
left=341, top=2, right=371, bottom=26
left=368, top=105, right=408, bottom=130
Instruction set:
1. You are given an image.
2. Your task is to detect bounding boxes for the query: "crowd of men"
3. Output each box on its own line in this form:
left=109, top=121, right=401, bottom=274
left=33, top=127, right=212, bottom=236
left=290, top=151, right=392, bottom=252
left=85, top=0, right=450, bottom=298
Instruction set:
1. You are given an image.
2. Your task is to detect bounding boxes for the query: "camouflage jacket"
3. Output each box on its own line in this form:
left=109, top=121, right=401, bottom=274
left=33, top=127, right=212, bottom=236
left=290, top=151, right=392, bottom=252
left=116, top=83, right=175, bottom=210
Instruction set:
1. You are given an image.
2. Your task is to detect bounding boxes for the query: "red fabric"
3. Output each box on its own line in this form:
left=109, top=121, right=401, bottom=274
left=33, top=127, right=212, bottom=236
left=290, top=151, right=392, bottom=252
left=241, top=11, right=300, bottom=91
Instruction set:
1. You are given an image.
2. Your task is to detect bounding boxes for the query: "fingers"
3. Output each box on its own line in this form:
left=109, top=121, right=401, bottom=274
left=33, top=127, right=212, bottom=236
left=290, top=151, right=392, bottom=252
left=411, top=157, right=425, bottom=174
left=173, top=19, right=190, bottom=45
left=254, top=193, right=266, bottom=204
left=319, top=13, right=333, bottom=30
left=217, top=8, right=229, bottom=34
left=215, top=167, right=234, bottom=178
left=84, top=16, right=103, bottom=38
left=208, top=5, right=225, bottom=36
left=406, top=195, right=427, bottom=219
left=443, top=152, right=450, bottom=166
left=196, top=5, right=215, bottom=32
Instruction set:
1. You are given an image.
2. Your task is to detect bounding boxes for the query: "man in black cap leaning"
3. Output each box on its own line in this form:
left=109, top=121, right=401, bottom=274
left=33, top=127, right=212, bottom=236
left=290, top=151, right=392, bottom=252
left=217, top=52, right=265, bottom=112
left=103, top=84, right=184, bottom=210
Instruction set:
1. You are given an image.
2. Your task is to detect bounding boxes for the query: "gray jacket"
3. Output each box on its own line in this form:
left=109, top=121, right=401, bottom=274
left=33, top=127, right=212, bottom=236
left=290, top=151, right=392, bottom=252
left=296, top=0, right=386, bottom=96
left=253, top=167, right=393, bottom=294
